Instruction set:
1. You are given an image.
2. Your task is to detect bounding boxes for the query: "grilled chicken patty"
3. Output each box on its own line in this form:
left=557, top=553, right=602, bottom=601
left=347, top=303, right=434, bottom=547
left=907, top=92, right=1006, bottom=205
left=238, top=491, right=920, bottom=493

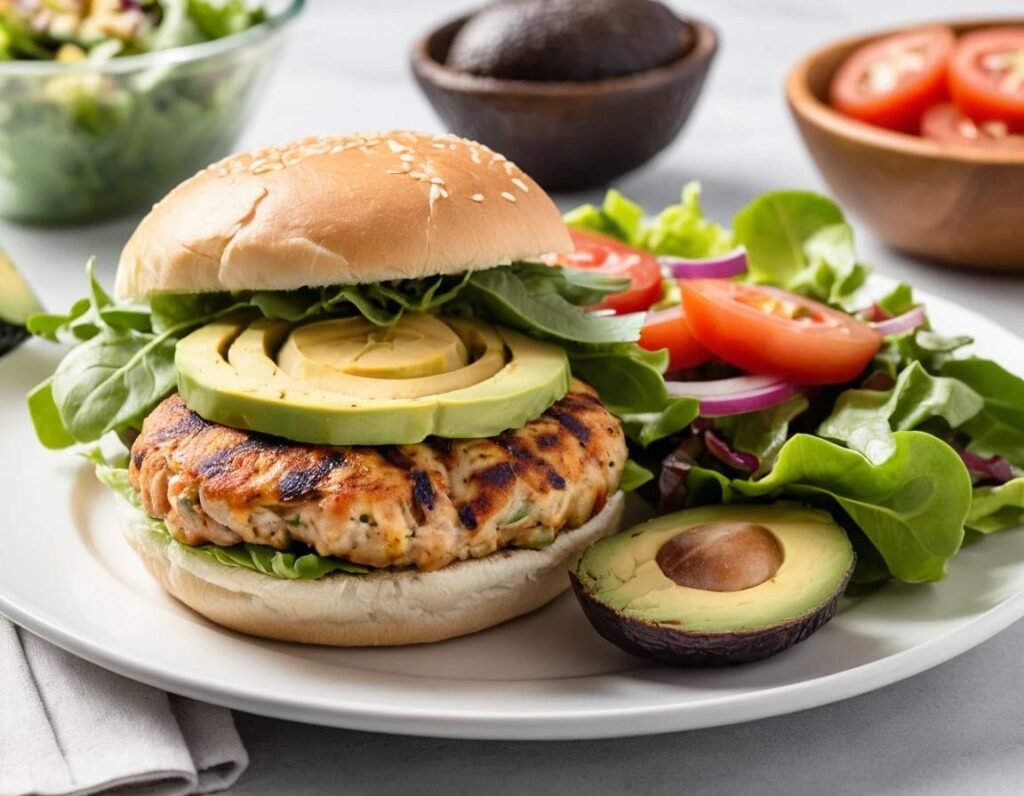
left=129, top=381, right=626, bottom=571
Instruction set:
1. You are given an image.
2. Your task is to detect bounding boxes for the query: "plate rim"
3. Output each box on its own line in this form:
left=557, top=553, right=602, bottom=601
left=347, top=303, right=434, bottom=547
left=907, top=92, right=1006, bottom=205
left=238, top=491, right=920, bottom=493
left=3, top=281, right=1024, bottom=740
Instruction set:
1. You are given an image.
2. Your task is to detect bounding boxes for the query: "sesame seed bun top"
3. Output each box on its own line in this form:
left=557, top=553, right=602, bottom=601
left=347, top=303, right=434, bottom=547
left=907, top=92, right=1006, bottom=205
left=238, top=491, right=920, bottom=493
left=115, top=131, right=573, bottom=301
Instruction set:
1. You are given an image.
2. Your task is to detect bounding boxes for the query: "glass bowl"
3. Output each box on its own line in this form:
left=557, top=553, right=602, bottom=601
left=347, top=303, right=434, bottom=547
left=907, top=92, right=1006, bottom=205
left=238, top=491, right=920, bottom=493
left=0, top=0, right=304, bottom=225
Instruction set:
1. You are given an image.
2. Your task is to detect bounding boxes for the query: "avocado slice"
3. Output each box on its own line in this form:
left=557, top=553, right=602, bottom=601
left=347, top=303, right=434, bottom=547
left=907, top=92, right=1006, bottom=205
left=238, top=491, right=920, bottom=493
left=571, top=504, right=854, bottom=665
left=176, top=313, right=572, bottom=445
left=0, top=250, right=43, bottom=355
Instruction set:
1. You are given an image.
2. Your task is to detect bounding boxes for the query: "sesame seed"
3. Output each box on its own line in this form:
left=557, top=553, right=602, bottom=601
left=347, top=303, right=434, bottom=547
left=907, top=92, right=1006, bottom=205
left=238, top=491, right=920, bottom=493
left=511, top=178, right=529, bottom=193
left=399, top=153, right=414, bottom=162
left=470, top=193, right=484, bottom=203
left=470, top=150, right=482, bottom=164
left=429, top=183, right=446, bottom=207
left=386, top=169, right=405, bottom=175
left=501, top=191, right=516, bottom=203
left=492, top=153, right=507, bottom=163
left=386, top=140, right=408, bottom=153
left=409, top=171, right=428, bottom=180
left=429, top=177, right=446, bottom=185
left=432, top=143, right=446, bottom=150
left=329, top=145, right=346, bottom=154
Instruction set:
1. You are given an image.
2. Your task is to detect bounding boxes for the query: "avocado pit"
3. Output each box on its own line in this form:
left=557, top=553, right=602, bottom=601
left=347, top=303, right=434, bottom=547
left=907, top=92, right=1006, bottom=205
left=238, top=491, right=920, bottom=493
left=656, top=521, right=783, bottom=593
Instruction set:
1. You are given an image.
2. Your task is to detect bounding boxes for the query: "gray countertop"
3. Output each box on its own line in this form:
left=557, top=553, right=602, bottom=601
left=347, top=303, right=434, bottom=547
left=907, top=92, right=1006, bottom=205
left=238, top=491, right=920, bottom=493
left=3, top=0, right=1023, bottom=793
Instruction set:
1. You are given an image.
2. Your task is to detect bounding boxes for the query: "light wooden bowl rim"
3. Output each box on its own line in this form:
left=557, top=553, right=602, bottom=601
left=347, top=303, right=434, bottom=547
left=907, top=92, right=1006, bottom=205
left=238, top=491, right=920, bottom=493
left=786, top=17, right=1024, bottom=166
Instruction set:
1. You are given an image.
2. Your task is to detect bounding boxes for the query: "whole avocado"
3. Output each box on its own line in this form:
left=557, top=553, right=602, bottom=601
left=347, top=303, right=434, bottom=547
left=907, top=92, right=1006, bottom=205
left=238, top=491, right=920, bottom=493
left=446, top=0, right=694, bottom=82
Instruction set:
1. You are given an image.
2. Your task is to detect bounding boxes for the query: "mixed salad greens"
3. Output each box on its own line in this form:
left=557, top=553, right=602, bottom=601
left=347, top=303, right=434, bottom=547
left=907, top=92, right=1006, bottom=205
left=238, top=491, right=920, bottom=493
left=0, top=1, right=274, bottom=222
left=565, top=184, right=1024, bottom=585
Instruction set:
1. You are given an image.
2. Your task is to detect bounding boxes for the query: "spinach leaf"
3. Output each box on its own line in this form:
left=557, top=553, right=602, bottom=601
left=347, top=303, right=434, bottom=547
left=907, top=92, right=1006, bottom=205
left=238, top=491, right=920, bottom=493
left=818, top=362, right=984, bottom=464
left=455, top=267, right=643, bottom=345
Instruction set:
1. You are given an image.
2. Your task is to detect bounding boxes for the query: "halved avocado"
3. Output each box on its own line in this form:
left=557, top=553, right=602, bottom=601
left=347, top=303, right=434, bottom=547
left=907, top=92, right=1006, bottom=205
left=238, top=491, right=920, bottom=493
left=571, top=504, right=854, bottom=665
left=0, top=250, right=43, bottom=355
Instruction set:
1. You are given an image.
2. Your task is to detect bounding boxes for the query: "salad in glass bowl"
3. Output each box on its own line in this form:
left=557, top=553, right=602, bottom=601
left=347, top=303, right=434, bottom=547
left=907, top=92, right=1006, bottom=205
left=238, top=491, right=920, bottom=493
left=0, top=0, right=303, bottom=224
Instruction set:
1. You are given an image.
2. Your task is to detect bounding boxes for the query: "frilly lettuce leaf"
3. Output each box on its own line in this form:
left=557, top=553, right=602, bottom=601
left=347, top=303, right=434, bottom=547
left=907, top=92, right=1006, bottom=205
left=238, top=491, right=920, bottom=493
left=565, top=183, right=732, bottom=259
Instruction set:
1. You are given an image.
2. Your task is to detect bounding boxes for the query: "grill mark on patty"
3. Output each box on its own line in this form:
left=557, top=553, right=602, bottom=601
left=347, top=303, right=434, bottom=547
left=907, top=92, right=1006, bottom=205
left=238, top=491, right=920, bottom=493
left=409, top=470, right=436, bottom=524
left=195, top=437, right=285, bottom=478
left=278, top=452, right=346, bottom=502
left=150, top=408, right=210, bottom=443
left=551, top=410, right=591, bottom=446
left=499, top=434, right=566, bottom=491
left=382, top=447, right=414, bottom=470
left=536, top=433, right=560, bottom=449
left=479, top=462, right=515, bottom=488
left=458, top=504, right=478, bottom=530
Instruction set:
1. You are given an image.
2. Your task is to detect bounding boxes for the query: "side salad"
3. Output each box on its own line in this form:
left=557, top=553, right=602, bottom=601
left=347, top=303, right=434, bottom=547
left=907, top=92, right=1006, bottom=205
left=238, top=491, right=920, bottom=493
left=0, top=1, right=279, bottom=223
left=564, top=184, right=1024, bottom=585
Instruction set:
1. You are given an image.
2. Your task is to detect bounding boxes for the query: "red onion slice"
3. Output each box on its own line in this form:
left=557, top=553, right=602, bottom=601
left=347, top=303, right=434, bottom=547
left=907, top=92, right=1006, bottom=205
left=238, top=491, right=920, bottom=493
left=660, top=249, right=748, bottom=280
left=665, top=375, right=798, bottom=416
left=705, top=430, right=759, bottom=472
left=960, top=450, right=1014, bottom=484
left=871, top=306, right=926, bottom=337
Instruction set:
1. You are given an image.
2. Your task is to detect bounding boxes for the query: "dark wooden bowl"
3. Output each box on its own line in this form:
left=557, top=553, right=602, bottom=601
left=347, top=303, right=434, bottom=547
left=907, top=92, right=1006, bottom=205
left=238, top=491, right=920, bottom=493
left=410, top=14, right=718, bottom=191
left=787, top=19, right=1024, bottom=273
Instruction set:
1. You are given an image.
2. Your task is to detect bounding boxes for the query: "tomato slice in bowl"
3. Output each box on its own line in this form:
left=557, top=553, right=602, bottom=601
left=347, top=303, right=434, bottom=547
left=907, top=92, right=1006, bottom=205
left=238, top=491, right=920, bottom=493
left=829, top=26, right=955, bottom=133
left=551, top=229, right=663, bottom=314
left=680, top=280, right=883, bottom=384
left=949, top=28, right=1024, bottom=133
left=639, top=302, right=711, bottom=371
left=921, top=102, right=1024, bottom=150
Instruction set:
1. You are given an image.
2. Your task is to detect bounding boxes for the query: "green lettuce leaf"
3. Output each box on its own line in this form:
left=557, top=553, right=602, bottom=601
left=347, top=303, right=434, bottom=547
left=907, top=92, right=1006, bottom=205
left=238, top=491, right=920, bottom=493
left=940, top=358, right=1024, bottom=468
left=733, top=432, right=971, bottom=582
left=714, top=395, right=809, bottom=476
left=619, top=459, right=654, bottom=492
left=818, top=362, right=984, bottom=464
left=564, top=183, right=732, bottom=259
left=876, top=283, right=915, bottom=316
left=732, top=191, right=868, bottom=304
left=967, top=479, right=1024, bottom=534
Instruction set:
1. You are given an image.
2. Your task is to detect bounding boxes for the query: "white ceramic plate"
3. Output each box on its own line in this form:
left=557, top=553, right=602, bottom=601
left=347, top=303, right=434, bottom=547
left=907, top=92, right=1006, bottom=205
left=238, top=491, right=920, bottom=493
left=2, top=284, right=1023, bottom=740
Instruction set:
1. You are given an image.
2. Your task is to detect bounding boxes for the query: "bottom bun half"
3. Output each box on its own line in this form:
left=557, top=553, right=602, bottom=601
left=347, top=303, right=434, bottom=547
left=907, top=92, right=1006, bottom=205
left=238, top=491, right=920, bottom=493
left=120, top=492, right=625, bottom=646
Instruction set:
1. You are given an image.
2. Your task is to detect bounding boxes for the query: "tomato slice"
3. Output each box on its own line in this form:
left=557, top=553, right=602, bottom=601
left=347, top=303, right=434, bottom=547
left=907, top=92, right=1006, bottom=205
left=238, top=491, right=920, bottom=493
left=639, top=303, right=711, bottom=371
left=681, top=280, right=883, bottom=384
left=829, top=26, right=955, bottom=133
left=949, top=28, right=1024, bottom=133
left=551, top=229, right=663, bottom=314
left=921, top=102, right=1024, bottom=150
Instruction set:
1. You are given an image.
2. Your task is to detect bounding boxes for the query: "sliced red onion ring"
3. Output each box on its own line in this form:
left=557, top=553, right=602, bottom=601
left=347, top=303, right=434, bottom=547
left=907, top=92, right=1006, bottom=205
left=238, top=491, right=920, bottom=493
left=871, top=306, right=926, bottom=337
left=665, top=375, right=798, bottom=416
left=705, top=430, right=759, bottom=472
left=660, top=249, right=748, bottom=280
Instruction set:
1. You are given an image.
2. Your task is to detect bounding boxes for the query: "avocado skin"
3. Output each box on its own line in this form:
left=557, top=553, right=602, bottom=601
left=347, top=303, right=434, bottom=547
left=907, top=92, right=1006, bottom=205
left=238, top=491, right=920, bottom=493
left=571, top=559, right=854, bottom=666
left=447, top=0, right=692, bottom=82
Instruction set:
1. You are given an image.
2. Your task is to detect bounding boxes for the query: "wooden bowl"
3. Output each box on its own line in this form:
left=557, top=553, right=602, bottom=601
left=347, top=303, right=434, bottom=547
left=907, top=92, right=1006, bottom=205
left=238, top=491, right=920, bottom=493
left=410, top=14, right=717, bottom=191
left=787, top=19, right=1024, bottom=272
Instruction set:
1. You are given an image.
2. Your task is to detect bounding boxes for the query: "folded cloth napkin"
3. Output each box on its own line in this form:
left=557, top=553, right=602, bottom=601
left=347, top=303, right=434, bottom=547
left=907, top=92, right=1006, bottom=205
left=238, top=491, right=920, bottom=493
left=0, top=618, right=248, bottom=796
